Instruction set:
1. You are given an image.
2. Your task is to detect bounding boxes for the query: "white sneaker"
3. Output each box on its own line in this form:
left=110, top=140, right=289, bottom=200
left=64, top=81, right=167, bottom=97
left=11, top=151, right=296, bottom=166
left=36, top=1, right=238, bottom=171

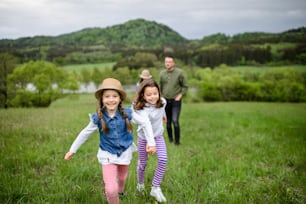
left=136, top=183, right=145, bottom=192
left=150, top=186, right=167, bottom=202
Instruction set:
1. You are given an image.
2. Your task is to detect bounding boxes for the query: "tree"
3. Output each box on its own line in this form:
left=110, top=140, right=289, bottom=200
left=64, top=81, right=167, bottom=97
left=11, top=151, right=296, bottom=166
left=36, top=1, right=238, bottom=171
left=80, top=68, right=91, bottom=92
left=0, top=53, right=18, bottom=108
left=91, top=67, right=103, bottom=88
left=7, top=60, right=78, bottom=107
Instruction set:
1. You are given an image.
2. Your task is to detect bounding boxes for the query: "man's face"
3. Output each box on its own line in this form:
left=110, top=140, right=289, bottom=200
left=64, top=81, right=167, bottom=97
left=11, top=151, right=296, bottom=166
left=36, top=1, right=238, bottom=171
left=164, top=57, right=175, bottom=70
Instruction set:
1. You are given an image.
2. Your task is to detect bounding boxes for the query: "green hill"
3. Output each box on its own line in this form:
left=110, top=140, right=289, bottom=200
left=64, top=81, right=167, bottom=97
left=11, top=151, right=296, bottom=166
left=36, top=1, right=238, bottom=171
left=0, top=19, right=187, bottom=49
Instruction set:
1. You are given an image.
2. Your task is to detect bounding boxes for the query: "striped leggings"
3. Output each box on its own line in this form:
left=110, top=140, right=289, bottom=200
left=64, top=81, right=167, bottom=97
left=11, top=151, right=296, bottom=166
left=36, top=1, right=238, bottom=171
left=137, top=136, right=168, bottom=187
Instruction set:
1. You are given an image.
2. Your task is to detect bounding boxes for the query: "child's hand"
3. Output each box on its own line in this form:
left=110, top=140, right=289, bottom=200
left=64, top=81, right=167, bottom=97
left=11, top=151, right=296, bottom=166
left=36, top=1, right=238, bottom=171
left=64, top=152, right=74, bottom=160
left=163, top=116, right=167, bottom=123
left=146, top=146, right=156, bottom=155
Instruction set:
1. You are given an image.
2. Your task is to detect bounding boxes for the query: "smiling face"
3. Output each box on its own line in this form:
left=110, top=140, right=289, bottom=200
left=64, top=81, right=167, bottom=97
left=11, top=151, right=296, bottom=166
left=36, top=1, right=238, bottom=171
left=143, top=86, right=160, bottom=105
left=102, top=89, right=121, bottom=115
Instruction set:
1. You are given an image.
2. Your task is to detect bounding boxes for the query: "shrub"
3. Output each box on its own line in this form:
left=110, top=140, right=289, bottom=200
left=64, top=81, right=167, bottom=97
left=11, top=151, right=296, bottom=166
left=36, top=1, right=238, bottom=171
left=197, top=66, right=306, bottom=102
left=7, top=61, right=78, bottom=107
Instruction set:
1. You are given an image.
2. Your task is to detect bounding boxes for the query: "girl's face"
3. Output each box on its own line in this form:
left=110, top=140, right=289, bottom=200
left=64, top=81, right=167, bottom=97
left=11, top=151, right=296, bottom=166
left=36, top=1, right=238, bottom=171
left=102, top=90, right=121, bottom=113
left=143, top=86, right=159, bottom=105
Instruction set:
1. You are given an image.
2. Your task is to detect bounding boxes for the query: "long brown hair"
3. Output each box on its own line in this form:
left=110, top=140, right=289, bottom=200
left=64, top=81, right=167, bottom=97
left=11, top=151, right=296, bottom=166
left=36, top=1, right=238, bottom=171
left=96, top=90, right=133, bottom=134
left=133, top=79, right=164, bottom=110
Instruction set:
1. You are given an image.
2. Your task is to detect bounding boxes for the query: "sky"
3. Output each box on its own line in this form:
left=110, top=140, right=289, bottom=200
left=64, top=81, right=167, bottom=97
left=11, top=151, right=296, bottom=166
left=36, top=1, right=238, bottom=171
left=1, top=0, right=306, bottom=40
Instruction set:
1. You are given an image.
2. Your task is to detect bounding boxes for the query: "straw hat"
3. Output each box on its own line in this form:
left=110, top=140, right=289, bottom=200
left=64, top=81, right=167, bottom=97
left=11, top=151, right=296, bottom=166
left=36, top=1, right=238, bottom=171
left=95, top=78, right=126, bottom=100
left=139, top=69, right=152, bottom=79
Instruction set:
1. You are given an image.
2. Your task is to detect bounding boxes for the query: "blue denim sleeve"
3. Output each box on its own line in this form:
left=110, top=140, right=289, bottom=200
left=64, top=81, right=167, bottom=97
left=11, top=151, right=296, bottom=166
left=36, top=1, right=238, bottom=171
left=124, top=107, right=132, bottom=121
left=90, top=113, right=101, bottom=130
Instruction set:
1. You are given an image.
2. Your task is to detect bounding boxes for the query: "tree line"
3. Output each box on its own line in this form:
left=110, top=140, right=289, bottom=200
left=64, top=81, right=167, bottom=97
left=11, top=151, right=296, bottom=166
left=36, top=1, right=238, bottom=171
left=0, top=19, right=305, bottom=67
left=1, top=41, right=305, bottom=67
left=1, top=19, right=306, bottom=107
left=1, top=53, right=305, bottom=108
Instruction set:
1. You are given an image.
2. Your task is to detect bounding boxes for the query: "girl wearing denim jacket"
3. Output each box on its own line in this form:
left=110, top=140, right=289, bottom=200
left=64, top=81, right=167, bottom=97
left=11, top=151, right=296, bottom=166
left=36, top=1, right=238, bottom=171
left=64, top=78, right=136, bottom=204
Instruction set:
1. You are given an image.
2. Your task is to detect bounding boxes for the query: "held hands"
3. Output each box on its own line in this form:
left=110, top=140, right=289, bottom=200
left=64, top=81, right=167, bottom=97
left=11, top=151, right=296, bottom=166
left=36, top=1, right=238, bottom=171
left=64, top=152, right=74, bottom=160
left=146, top=145, right=156, bottom=155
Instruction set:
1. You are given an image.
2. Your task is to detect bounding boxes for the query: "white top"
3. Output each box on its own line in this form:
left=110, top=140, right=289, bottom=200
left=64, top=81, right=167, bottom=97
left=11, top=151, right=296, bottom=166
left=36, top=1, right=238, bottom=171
left=132, top=97, right=166, bottom=146
left=68, top=114, right=136, bottom=165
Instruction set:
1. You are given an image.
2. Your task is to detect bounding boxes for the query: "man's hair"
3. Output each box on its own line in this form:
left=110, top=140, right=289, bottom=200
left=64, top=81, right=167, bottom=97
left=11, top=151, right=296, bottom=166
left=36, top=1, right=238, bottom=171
left=164, top=54, right=175, bottom=59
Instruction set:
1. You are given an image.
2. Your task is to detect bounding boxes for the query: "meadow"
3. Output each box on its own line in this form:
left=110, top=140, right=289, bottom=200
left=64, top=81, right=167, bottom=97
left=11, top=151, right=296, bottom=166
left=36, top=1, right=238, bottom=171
left=0, top=94, right=305, bottom=204
left=61, top=62, right=115, bottom=73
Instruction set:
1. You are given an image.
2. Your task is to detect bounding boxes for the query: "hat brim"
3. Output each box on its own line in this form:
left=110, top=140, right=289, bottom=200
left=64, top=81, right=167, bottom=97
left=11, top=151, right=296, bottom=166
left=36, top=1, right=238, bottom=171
left=95, top=87, right=126, bottom=100
left=139, top=74, right=152, bottom=79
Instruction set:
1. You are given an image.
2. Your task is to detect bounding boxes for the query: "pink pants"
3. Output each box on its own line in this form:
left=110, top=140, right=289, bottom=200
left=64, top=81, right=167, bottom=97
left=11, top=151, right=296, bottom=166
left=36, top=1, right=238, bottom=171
left=102, top=164, right=128, bottom=204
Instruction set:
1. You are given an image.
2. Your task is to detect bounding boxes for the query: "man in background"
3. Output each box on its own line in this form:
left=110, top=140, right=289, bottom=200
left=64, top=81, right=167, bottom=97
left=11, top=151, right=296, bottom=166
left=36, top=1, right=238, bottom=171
left=159, top=55, right=188, bottom=145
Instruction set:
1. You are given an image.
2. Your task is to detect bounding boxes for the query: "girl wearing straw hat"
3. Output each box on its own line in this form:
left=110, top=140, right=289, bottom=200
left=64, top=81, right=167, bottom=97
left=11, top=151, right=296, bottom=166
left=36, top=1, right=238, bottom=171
left=64, top=78, right=136, bottom=204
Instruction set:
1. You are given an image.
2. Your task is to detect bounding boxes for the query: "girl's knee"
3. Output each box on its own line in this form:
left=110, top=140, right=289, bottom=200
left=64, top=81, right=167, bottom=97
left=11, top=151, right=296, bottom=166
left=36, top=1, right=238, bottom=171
left=137, top=163, right=147, bottom=171
left=138, top=160, right=147, bottom=169
left=105, top=181, right=118, bottom=196
left=158, top=157, right=168, bottom=165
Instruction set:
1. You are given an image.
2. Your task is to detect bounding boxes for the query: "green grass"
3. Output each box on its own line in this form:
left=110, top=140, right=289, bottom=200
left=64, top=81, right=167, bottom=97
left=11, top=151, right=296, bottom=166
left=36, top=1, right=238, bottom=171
left=231, top=65, right=306, bottom=73
left=1, top=94, right=306, bottom=203
left=61, top=62, right=115, bottom=73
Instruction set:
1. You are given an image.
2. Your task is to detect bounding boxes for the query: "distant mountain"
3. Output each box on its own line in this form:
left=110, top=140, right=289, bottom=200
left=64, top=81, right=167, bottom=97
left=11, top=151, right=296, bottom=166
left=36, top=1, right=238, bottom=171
left=1, top=18, right=305, bottom=49
left=0, top=19, right=187, bottom=49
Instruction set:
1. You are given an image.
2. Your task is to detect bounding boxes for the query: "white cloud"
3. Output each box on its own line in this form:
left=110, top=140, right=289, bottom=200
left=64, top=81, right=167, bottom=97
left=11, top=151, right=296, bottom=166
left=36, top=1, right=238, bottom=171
left=0, top=0, right=306, bottom=39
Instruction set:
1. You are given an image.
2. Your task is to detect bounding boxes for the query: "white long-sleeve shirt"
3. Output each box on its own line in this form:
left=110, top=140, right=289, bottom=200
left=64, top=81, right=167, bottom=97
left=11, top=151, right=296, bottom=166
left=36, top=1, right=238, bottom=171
left=69, top=114, right=98, bottom=153
left=132, top=97, right=166, bottom=146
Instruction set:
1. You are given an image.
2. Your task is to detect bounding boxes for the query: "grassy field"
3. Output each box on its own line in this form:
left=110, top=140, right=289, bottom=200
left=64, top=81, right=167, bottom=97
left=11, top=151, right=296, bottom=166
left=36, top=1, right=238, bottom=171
left=61, top=62, right=115, bottom=73
left=1, top=94, right=306, bottom=203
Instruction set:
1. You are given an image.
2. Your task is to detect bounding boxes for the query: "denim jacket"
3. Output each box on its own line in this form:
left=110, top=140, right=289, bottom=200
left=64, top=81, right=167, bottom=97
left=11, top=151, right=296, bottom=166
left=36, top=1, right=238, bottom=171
left=91, top=107, right=133, bottom=156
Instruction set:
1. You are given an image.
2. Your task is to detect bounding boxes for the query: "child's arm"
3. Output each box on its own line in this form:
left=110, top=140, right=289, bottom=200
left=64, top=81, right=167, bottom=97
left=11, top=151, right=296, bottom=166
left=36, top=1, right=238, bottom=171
left=132, top=109, right=156, bottom=148
left=64, top=116, right=98, bottom=160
